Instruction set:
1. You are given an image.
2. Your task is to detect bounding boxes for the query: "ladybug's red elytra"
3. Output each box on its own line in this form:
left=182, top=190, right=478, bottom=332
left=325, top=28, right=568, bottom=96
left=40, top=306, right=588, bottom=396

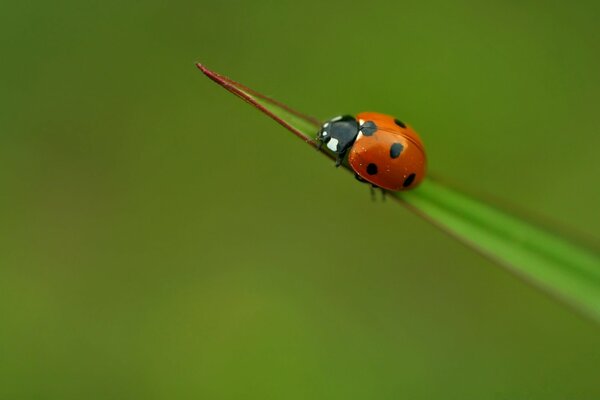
left=316, top=112, right=426, bottom=191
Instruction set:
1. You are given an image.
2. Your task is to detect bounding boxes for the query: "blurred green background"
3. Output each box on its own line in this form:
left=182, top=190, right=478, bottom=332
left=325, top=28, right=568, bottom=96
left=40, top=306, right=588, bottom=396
left=1, top=0, right=599, bottom=398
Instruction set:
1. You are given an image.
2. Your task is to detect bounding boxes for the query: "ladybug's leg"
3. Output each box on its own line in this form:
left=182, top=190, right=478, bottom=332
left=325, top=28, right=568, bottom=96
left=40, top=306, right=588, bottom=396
left=315, top=130, right=329, bottom=150
left=355, top=173, right=377, bottom=200
left=370, top=185, right=376, bottom=201
left=355, top=173, right=381, bottom=201
left=335, top=150, right=346, bottom=168
left=369, top=184, right=386, bottom=201
left=316, top=135, right=326, bottom=150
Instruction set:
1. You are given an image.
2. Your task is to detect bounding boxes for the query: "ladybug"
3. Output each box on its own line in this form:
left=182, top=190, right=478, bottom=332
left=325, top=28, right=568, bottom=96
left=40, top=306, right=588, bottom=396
left=316, top=112, right=426, bottom=191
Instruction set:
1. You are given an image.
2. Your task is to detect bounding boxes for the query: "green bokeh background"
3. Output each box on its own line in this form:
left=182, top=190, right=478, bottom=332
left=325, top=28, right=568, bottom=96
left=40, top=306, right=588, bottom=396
left=1, top=0, right=599, bottom=398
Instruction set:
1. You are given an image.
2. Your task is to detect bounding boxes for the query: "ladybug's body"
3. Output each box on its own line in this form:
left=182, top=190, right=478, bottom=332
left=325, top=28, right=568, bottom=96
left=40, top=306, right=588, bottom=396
left=317, top=112, right=426, bottom=191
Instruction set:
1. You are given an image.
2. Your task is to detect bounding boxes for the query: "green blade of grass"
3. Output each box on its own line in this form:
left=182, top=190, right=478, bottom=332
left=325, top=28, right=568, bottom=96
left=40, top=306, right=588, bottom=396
left=197, top=63, right=600, bottom=322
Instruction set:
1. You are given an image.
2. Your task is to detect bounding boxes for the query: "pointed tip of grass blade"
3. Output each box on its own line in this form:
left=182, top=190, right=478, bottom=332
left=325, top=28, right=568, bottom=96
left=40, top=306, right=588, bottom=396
left=196, top=63, right=325, bottom=151
left=196, top=63, right=231, bottom=89
left=196, top=63, right=208, bottom=76
left=196, top=63, right=228, bottom=86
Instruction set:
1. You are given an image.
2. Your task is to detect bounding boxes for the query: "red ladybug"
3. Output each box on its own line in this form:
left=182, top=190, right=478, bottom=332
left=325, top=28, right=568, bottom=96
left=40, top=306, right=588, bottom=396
left=316, top=112, right=426, bottom=191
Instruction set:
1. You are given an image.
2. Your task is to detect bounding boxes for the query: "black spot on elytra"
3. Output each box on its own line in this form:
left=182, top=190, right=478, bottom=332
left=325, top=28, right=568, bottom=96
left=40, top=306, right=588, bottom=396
left=394, top=118, right=406, bottom=128
left=403, top=173, right=416, bottom=187
left=390, top=143, right=404, bottom=158
left=361, top=121, right=377, bottom=136
left=367, top=163, right=378, bottom=175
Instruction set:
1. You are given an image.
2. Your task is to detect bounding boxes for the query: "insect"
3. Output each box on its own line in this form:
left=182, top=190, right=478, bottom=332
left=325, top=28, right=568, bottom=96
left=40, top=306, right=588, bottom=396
left=316, top=112, right=426, bottom=191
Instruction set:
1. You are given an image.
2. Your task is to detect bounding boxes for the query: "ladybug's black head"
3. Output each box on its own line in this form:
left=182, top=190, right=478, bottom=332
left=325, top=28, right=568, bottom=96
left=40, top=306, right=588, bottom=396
left=316, top=115, right=359, bottom=156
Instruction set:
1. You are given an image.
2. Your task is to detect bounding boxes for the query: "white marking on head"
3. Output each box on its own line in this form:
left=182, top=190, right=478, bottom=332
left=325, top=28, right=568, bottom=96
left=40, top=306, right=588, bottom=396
left=323, top=122, right=329, bottom=128
left=332, top=116, right=343, bottom=122
left=321, top=130, right=328, bottom=136
left=327, top=138, right=339, bottom=151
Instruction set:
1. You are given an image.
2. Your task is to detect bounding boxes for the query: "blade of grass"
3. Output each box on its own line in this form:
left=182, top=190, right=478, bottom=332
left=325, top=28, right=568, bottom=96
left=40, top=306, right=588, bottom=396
left=196, top=63, right=600, bottom=322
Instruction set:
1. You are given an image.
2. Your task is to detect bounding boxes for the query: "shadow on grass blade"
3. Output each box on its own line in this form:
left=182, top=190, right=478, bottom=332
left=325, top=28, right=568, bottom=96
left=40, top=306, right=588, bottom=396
left=196, top=63, right=600, bottom=323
